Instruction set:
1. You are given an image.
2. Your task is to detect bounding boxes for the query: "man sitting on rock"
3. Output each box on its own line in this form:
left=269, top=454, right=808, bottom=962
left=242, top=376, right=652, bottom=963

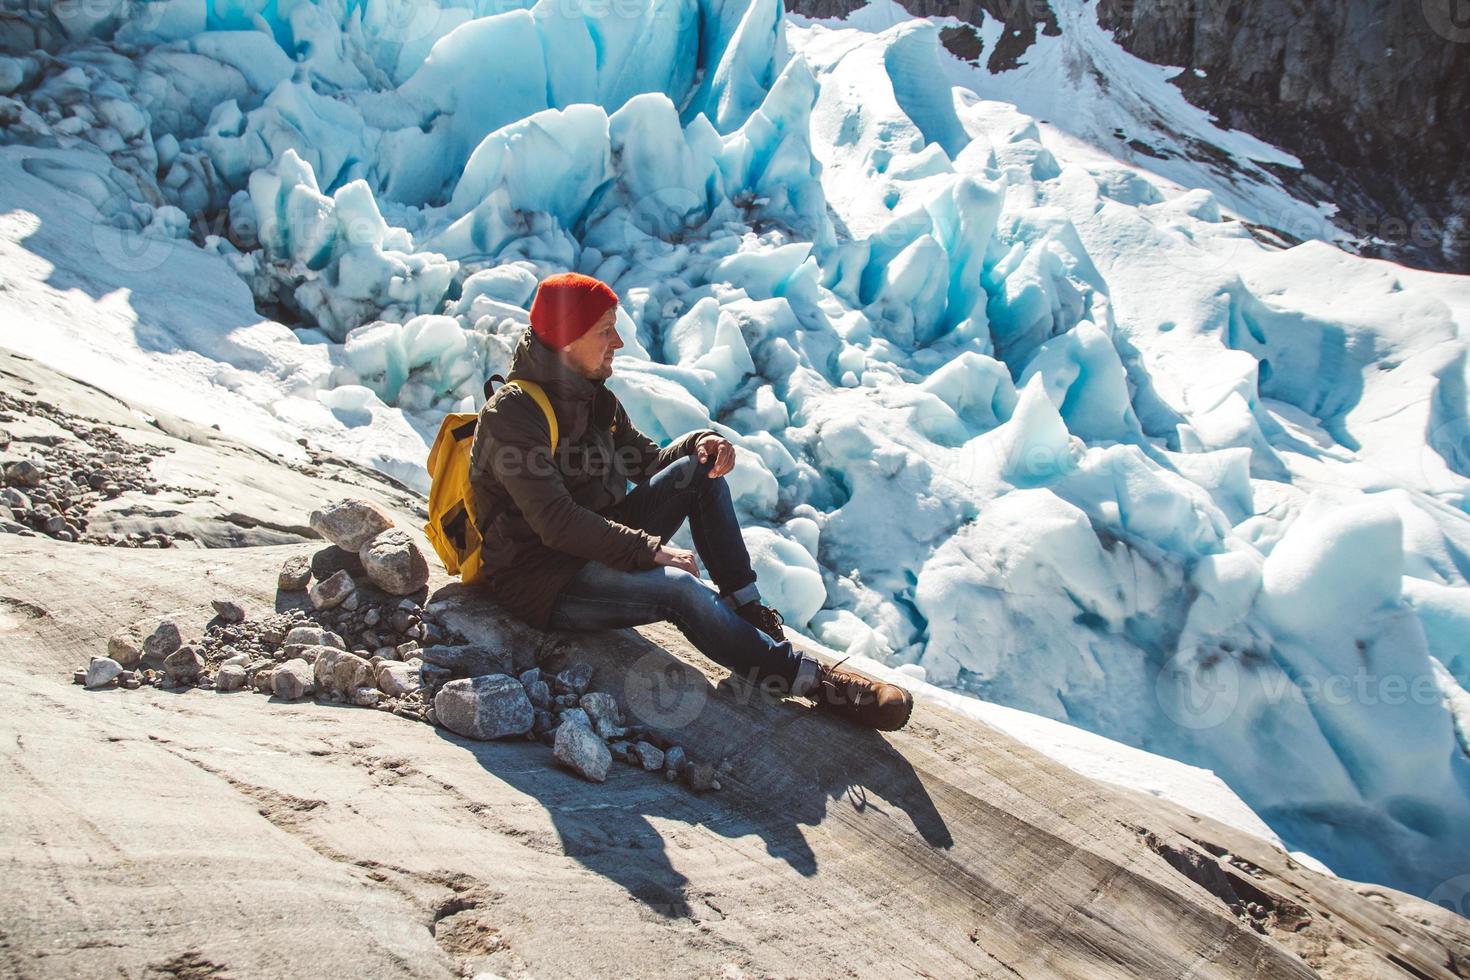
left=469, top=272, right=912, bottom=731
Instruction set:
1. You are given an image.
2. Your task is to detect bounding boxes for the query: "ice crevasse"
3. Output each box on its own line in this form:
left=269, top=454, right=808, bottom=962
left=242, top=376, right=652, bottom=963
left=4, top=0, right=1470, bottom=899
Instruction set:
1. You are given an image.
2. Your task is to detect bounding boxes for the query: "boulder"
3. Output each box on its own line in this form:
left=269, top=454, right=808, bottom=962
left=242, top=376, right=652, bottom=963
left=553, top=719, right=611, bottom=782
left=359, top=528, right=430, bottom=595
left=377, top=660, right=423, bottom=698
left=3, top=459, right=44, bottom=486
left=216, top=664, right=248, bottom=692
left=313, top=649, right=373, bottom=696
left=310, top=545, right=365, bottom=582
left=278, top=555, right=312, bottom=590
left=210, top=598, right=245, bottom=623
left=107, top=616, right=182, bottom=668
left=309, top=498, right=394, bottom=551
left=433, top=675, right=534, bottom=740
left=272, top=658, right=314, bottom=700
left=163, top=646, right=203, bottom=683
left=420, top=643, right=511, bottom=679
left=309, top=569, right=356, bottom=610
left=85, top=656, right=122, bottom=689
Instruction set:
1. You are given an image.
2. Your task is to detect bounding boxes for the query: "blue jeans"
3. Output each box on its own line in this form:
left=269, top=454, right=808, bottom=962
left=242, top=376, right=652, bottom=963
left=547, top=454, right=806, bottom=688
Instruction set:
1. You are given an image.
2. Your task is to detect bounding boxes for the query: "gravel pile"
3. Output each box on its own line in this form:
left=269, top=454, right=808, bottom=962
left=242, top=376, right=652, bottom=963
left=74, top=497, right=727, bottom=791
left=0, top=389, right=212, bottom=547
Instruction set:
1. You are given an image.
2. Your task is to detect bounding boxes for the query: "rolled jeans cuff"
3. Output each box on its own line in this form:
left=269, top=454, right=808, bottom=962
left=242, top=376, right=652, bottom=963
left=790, top=656, right=821, bottom=698
left=724, top=582, right=761, bottom=608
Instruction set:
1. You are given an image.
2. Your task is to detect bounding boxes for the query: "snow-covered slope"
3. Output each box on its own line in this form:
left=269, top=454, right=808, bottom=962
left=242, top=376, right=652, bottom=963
left=2, top=0, right=1469, bottom=900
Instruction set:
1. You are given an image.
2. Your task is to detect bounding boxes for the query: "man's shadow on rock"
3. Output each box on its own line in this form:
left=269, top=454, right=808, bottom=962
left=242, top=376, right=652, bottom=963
left=428, top=584, right=952, bottom=920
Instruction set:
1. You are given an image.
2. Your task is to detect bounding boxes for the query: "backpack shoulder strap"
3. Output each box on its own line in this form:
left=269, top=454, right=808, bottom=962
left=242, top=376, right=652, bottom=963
left=501, top=379, right=559, bottom=453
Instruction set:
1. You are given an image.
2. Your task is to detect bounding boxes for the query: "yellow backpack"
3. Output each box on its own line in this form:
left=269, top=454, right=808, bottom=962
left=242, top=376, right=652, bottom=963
left=423, top=378, right=558, bottom=583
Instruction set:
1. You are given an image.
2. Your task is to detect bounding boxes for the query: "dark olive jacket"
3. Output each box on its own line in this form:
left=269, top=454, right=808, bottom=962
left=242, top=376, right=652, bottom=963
left=468, top=327, right=714, bottom=627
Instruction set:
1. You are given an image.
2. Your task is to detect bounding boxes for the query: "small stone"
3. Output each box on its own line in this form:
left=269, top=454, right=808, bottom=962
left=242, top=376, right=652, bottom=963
left=518, top=667, right=542, bottom=687
left=579, top=692, right=621, bottom=727
left=72, top=668, right=86, bottom=685
left=254, top=670, right=275, bottom=693
left=272, top=658, right=314, bottom=700
left=44, top=515, right=66, bottom=535
left=525, top=679, right=550, bottom=708
left=341, top=592, right=360, bottom=612
left=363, top=608, right=380, bottom=627
left=557, top=708, right=591, bottom=731
left=211, top=599, right=245, bottom=623
left=3, top=460, right=44, bottom=486
left=377, top=660, right=422, bottom=698
left=221, top=652, right=250, bottom=669
left=433, top=675, right=534, bottom=740
left=632, top=741, right=664, bottom=772
left=532, top=710, right=555, bottom=733
left=164, top=646, right=204, bottom=683
left=120, top=674, right=140, bottom=690
left=309, top=498, right=394, bottom=551
left=86, top=656, right=124, bottom=689
left=359, top=527, right=430, bottom=596
left=685, top=762, right=716, bottom=792
left=395, top=640, right=419, bottom=658
left=594, top=717, right=625, bottom=740
left=555, top=663, right=594, bottom=697
left=216, top=664, right=248, bottom=692
left=0, top=487, right=30, bottom=510
left=710, top=779, right=722, bottom=791
left=664, top=746, right=687, bottom=775
left=278, top=555, right=311, bottom=590
left=353, top=686, right=380, bottom=707
left=309, top=569, right=356, bottom=610
left=553, top=719, right=612, bottom=782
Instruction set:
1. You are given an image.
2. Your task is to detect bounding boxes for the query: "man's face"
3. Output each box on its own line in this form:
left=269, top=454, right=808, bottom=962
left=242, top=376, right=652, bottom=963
left=560, top=307, right=623, bottom=381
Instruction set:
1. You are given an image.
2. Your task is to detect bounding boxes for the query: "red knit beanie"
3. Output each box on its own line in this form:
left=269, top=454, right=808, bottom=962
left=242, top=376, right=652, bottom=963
left=528, top=272, right=619, bottom=350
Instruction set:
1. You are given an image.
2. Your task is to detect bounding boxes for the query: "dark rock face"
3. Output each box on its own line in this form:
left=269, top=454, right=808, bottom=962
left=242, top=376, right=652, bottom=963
left=1094, top=0, right=1469, bottom=273
left=788, top=0, right=1467, bottom=272
left=791, top=0, right=1060, bottom=71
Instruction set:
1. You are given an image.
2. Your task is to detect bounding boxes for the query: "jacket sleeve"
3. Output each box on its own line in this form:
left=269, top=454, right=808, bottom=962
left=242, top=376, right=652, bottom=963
left=484, top=392, right=662, bottom=570
left=613, top=400, right=717, bottom=484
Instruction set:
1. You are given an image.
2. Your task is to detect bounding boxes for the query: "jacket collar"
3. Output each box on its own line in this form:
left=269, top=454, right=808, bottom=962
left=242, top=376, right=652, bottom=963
left=506, top=326, right=601, bottom=406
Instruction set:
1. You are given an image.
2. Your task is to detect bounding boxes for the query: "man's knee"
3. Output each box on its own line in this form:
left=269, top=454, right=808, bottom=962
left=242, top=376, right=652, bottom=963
left=655, top=567, right=717, bottom=616
left=667, top=452, right=718, bottom=494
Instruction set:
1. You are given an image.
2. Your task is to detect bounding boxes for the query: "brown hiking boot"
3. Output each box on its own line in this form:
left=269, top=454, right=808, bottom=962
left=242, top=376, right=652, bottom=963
left=806, top=658, right=913, bottom=731
left=736, top=601, right=786, bottom=642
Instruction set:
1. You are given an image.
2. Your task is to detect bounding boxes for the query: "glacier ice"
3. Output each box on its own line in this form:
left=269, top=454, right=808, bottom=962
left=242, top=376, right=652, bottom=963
left=5, top=0, right=1470, bottom=900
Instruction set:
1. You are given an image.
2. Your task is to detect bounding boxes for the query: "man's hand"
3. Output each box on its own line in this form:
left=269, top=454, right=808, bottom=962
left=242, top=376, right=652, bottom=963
left=695, top=434, right=735, bottom=478
left=654, top=544, right=699, bottom=576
